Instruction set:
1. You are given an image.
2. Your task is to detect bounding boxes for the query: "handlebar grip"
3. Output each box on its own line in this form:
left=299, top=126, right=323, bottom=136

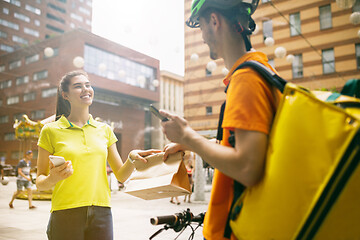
left=192, top=212, right=205, bottom=223
left=150, top=215, right=178, bottom=225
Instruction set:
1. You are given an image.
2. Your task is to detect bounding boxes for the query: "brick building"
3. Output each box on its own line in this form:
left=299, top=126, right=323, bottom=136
left=0, top=29, right=160, bottom=166
left=184, top=0, right=360, bottom=135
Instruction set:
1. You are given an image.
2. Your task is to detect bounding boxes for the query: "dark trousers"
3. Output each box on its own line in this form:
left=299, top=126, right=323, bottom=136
left=47, top=206, right=113, bottom=240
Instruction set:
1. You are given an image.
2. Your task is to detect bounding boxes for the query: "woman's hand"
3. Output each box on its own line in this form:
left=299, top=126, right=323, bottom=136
left=128, top=149, right=162, bottom=163
left=49, top=161, right=73, bottom=183
left=163, top=143, right=186, bottom=160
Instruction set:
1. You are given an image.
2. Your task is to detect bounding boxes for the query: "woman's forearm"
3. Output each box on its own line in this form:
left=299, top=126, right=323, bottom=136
left=36, top=174, right=57, bottom=191
left=114, top=159, right=135, bottom=183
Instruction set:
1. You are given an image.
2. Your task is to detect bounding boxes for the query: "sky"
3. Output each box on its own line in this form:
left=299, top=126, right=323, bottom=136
left=91, top=0, right=185, bottom=77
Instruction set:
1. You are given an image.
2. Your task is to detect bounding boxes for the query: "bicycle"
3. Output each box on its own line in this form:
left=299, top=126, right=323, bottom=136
left=149, top=208, right=206, bottom=240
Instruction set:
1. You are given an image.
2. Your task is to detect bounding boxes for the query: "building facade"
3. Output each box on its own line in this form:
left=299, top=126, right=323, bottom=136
left=0, top=0, right=92, bottom=55
left=184, top=0, right=360, bottom=134
left=0, top=29, right=160, bottom=166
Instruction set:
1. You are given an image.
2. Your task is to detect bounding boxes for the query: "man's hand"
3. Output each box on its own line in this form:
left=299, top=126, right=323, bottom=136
left=159, top=110, right=197, bottom=147
left=163, top=143, right=186, bottom=160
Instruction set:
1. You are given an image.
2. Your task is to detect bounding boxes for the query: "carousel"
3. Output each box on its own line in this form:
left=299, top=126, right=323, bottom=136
left=13, top=114, right=55, bottom=201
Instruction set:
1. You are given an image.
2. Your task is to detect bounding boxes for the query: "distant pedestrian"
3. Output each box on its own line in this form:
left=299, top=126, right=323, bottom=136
left=184, top=152, right=194, bottom=203
left=170, top=196, right=181, bottom=205
left=9, top=150, right=36, bottom=209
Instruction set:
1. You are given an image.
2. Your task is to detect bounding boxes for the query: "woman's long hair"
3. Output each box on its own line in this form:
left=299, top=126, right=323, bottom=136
left=55, top=70, right=89, bottom=121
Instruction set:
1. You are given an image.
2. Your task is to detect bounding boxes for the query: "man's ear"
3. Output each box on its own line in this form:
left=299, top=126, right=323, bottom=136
left=210, top=12, right=221, bottom=31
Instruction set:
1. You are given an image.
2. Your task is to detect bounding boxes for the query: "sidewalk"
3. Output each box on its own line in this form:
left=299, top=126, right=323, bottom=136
left=0, top=177, right=211, bottom=240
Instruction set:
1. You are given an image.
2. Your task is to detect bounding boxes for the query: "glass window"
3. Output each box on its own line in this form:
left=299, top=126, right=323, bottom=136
left=41, top=88, right=57, bottom=98
left=79, top=6, right=90, bottom=15
left=0, top=65, right=5, bottom=72
left=292, top=54, right=303, bottom=78
left=5, top=0, right=21, bottom=7
left=24, top=27, right=39, bottom=37
left=353, top=0, right=360, bottom=12
left=44, top=48, right=59, bottom=59
left=34, top=19, right=40, bottom=26
left=0, top=18, right=19, bottom=30
left=319, top=5, right=332, bottom=30
left=23, top=92, right=36, bottom=102
left=12, top=35, right=28, bottom=45
left=322, top=48, right=335, bottom=74
left=0, top=30, right=7, bottom=38
left=33, top=70, right=48, bottom=81
left=70, top=13, right=83, bottom=22
left=47, top=3, right=66, bottom=13
left=16, top=75, right=29, bottom=85
left=0, top=80, right=12, bottom=89
left=25, top=54, right=39, bottom=64
left=14, top=12, right=30, bottom=22
left=0, top=44, right=14, bottom=52
left=25, top=4, right=41, bottom=15
left=268, top=59, right=275, bottom=69
left=3, top=8, right=9, bottom=14
left=84, top=44, right=157, bottom=91
left=46, top=13, right=65, bottom=23
left=13, top=113, right=25, bottom=121
left=289, top=12, right=301, bottom=36
left=355, top=44, right=360, bottom=69
left=46, top=24, right=64, bottom=33
left=7, top=96, right=19, bottom=105
left=0, top=115, right=9, bottom=123
left=263, top=19, right=273, bottom=40
left=31, top=110, right=45, bottom=119
left=5, top=133, right=16, bottom=141
left=9, top=60, right=21, bottom=70
left=206, top=106, right=213, bottom=115
left=57, top=0, right=67, bottom=3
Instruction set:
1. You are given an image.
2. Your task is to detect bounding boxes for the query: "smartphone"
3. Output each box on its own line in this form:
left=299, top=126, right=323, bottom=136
left=49, top=155, right=66, bottom=167
left=150, top=104, right=169, bottom=122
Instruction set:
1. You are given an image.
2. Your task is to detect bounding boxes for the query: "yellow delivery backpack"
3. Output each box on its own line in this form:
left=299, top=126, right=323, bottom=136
left=227, top=61, right=360, bottom=239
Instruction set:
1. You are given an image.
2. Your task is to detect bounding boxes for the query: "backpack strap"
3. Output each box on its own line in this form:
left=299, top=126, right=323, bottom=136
left=218, top=60, right=287, bottom=238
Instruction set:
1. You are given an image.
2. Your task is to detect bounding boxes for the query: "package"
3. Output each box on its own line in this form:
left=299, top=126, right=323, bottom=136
left=125, top=152, right=191, bottom=200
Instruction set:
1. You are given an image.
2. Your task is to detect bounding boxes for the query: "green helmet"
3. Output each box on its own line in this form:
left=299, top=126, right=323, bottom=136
left=186, top=0, right=259, bottom=28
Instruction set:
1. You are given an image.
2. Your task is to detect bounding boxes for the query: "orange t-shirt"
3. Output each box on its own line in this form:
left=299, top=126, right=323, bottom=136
left=203, top=52, right=281, bottom=240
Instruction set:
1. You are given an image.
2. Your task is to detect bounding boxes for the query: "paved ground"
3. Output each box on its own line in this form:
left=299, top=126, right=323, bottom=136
left=0, top=177, right=211, bottom=240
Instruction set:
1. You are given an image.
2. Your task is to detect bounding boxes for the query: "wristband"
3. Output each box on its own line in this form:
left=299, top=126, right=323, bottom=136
left=127, top=155, right=135, bottom=164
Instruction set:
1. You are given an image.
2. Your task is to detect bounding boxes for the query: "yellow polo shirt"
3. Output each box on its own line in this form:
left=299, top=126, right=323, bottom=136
left=38, top=115, right=117, bottom=212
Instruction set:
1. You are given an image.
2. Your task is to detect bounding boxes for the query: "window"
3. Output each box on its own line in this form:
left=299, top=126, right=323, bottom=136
left=0, top=80, right=12, bottom=89
left=7, top=96, right=19, bottom=105
left=5, top=133, right=16, bottom=141
left=9, top=60, right=21, bottom=70
left=353, top=0, right=360, bottom=12
left=0, top=18, right=19, bottom=30
left=0, top=30, right=7, bottom=38
left=3, top=8, right=9, bottom=14
left=25, top=54, right=39, bottom=64
left=84, top=45, right=157, bottom=91
left=355, top=44, right=360, bottom=69
left=31, top=110, right=45, bottom=119
left=263, top=19, right=273, bottom=40
left=289, top=12, right=301, bottom=36
left=70, top=13, right=83, bottom=22
left=44, top=48, right=59, bottom=58
left=79, top=6, right=90, bottom=15
left=33, top=70, right=48, bottom=81
left=16, top=75, right=29, bottom=85
left=206, top=106, right=213, bottom=115
left=25, top=4, right=41, bottom=15
left=47, top=3, right=66, bottom=13
left=46, top=13, right=65, bottom=23
left=0, top=44, right=14, bottom=52
left=12, top=35, right=28, bottom=45
left=0, top=116, right=9, bottom=124
left=57, top=0, right=67, bottom=3
left=34, top=19, right=40, bottom=26
left=268, top=59, right=275, bottom=69
left=322, top=48, right=335, bottom=74
left=46, top=24, right=64, bottom=33
left=262, top=0, right=271, bottom=2
left=5, top=0, right=21, bottom=7
left=23, top=92, right=36, bottom=102
left=319, top=5, right=332, bottom=30
left=292, top=54, right=303, bottom=78
left=41, top=88, right=57, bottom=98
left=24, top=27, right=39, bottom=37
left=14, top=12, right=30, bottom=22
left=13, top=113, right=25, bottom=121
left=0, top=65, right=5, bottom=72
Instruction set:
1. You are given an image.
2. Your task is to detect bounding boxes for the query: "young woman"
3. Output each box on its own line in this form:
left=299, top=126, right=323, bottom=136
left=36, top=70, right=159, bottom=240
